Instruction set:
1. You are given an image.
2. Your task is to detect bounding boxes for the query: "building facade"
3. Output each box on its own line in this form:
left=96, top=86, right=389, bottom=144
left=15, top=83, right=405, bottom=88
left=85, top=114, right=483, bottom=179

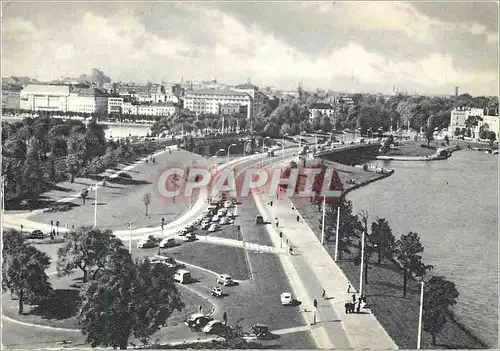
left=183, top=88, right=252, bottom=118
left=108, top=97, right=124, bottom=114
left=480, top=115, right=499, bottom=139
left=309, top=103, right=335, bottom=119
left=449, top=107, right=485, bottom=133
left=20, top=84, right=71, bottom=112
left=233, top=84, right=270, bottom=118
left=67, top=88, right=108, bottom=114
left=2, top=84, right=22, bottom=110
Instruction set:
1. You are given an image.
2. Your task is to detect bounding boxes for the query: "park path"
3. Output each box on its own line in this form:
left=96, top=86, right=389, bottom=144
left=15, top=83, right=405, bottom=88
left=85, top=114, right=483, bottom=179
left=251, top=185, right=398, bottom=349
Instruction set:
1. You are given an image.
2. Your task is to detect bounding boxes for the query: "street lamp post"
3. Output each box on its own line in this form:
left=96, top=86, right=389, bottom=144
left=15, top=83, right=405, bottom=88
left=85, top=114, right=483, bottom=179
left=128, top=221, right=132, bottom=253
left=417, top=281, right=425, bottom=349
left=227, top=143, right=237, bottom=160
left=94, top=184, right=98, bottom=227
left=359, top=230, right=366, bottom=296
left=321, top=195, right=326, bottom=245
left=334, top=206, right=341, bottom=261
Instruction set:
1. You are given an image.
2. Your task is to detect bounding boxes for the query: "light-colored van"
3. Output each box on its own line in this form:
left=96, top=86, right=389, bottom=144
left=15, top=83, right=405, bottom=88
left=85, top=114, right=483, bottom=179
left=174, top=269, right=192, bottom=284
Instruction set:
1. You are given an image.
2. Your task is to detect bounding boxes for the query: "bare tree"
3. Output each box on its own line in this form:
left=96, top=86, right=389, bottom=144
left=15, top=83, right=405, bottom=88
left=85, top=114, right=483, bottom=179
left=143, top=193, right=152, bottom=216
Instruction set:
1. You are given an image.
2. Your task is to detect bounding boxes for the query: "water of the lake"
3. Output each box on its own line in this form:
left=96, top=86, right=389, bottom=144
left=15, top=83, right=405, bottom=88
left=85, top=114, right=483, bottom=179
left=347, top=151, right=498, bottom=347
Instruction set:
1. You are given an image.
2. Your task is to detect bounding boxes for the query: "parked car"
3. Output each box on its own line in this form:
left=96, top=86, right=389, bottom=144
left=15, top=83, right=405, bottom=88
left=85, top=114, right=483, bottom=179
left=137, top=236, right=159, bottom=248
left=178, top=228, right=193, bottom=236
left=217, top=208, right=227, bottom=216
left=211, top=286, right=223, bottom=297
left=251, top=324, right=271, bottom=339
left=184, top=233, right=196, bottom=242
left=211, top=215, right=221, bottom=223
left=202, top=320, right=228, bottom=334
left=28, top=230, right=44, bottom=239
left=217, top=274, right=234, bottom=286
left=174, top=269, right=192, bottom=284
left=185, top=313, right=214, bottom=330
left=219, top=217, right=230, bottom=225
left=223, top=201, right=232, bottom=208
left=201, top=221, right=211, bottom=230
left=208, top=224, right=219, bottom=232
left=281, top=292, right=293, bottom=306
left=255, top=216, right=265, bottom=224
left=159, top=238, right=176, bottom=248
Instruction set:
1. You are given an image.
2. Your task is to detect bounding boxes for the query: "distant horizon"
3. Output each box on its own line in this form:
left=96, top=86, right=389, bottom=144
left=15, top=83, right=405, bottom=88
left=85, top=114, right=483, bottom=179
left=3, top=74, right=497, bottom=99
left=3, top=2, right=498, bottom=97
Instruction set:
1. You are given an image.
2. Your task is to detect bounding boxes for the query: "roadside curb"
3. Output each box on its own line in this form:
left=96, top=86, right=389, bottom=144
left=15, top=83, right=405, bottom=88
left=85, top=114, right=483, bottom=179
left=1, top=314, right=80, bottom=332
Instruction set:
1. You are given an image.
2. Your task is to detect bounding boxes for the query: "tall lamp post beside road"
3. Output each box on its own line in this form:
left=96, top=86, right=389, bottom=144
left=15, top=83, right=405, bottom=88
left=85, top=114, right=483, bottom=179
left=227, top=143, right=237, bottom=160
left=94, top=184, right=98, bottom=227
left=128, top=221, right=132, bottom=253
left=359, top=230, right=366, bottom=296
left=417, top=277, right=431, bottom=349
left=321, top=195, right=326, bottom=245
left=334, top=206, right=341, bottom=261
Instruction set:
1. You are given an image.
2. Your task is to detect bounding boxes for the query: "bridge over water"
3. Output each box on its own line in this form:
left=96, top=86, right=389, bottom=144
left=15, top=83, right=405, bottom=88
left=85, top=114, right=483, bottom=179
left=314, top=142, right=381, bottom=164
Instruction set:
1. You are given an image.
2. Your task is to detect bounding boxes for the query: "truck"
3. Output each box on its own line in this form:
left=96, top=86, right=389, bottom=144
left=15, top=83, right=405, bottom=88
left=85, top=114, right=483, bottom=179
left=174, top=269, right=192, bottom=284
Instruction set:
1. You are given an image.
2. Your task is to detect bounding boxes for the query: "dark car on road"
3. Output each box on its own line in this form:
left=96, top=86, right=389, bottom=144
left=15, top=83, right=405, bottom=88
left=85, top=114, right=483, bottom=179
left=27, top=230, right=44, bottom=239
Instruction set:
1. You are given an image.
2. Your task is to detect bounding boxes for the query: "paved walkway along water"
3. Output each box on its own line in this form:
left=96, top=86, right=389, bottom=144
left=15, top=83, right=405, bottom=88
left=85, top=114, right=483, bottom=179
left=252, top=189, right=398, bottom=350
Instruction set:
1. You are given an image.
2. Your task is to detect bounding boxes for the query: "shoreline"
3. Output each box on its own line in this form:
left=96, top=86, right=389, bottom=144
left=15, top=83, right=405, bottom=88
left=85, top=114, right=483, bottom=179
left=312, top=156, right=491, bottom=349
left=376, top=145, right=461, bottom=161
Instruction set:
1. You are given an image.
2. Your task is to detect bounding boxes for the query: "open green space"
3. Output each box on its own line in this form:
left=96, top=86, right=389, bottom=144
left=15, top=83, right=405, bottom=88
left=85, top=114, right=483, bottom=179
left=26, top=149, right=206, bottom=231
left=296, top=202, right=489, bottom=349
left=1, top=272, right=212, bottom=331
left=160, top=242, right=251, bottom=281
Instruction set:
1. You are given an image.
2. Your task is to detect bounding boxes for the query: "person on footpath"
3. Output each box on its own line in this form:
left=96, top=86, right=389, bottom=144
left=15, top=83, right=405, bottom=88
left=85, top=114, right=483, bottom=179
left=296, top=215, right=300, bottom=222
left=347, top=283, right=352, bottom=293
left=322, top=288, right=326, bottom=299
left=352, top=294, right=356, bottom=303
left=356, top=301, right=361, bottom=314
left=344, top=302, right=350, bottom=314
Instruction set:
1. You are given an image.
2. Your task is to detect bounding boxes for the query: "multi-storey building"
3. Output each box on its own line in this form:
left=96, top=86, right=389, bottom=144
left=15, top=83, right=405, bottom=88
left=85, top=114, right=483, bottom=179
left=135, top=102, right=177, bottom=117
left=309, top=102, right=335, bottom=119
left=183, top=88, right=252, bottom=118
left=449, top=107, right=484, bottom=133
left=67, top=87, right=108, bottom=114
left=481, top=114, right=499, bottom=138
left=2, top=84, right=22, bottom=109
left=20, top=84, right=71, bottom=112
left=108, top=97, right=124, bottom=114
left=233, top=84, right=270, bottom=118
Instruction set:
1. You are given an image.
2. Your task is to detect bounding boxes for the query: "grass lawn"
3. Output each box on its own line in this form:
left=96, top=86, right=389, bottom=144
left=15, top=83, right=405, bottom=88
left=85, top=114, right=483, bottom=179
left=163, top=242, right=251, bottom=281
left=295, top=202, right=489, bottom=349
left=27, top=149, right=207, bottom=231
left=384, top=140, right=440, bottom=157
left=1, top=272, right=212, bottom=331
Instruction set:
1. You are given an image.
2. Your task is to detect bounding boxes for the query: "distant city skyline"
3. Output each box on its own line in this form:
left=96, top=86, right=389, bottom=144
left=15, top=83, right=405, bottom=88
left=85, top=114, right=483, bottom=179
left=2, top=2, right=498, bottom=96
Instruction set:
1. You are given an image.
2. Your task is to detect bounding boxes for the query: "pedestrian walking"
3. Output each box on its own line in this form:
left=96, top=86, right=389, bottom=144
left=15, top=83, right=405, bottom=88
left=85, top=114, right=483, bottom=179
left=352, top=294, right=356, bottom=303
left=322, top=288, right=326, bottom=299
left=270, top=200, right=273, bottom=206
left=296, top=215, right=300, bottom=222
left=344, top=302, right=350, bottom=314
left=347, top=283, right=352, bottom=293
left=199, top=305, right=202, bottom=314
left=356, top=301, right=361, bottom=314
left=289, top=246, right=293, bottom=255
left=349, top=302, right=355, bottom=313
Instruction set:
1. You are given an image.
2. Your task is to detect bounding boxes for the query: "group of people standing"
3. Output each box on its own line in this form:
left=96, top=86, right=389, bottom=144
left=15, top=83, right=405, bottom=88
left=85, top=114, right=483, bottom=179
left=345, top=294, right=367, bottom=314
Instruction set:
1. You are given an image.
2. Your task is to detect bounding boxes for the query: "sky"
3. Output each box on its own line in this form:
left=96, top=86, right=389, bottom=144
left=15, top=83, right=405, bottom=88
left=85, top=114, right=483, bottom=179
left=2, top=1, right=499, bottom=96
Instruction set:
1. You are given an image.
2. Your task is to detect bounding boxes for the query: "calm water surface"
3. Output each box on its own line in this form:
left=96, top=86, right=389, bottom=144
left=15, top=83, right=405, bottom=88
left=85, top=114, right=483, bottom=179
left=347, top=151, right=498, bottom=347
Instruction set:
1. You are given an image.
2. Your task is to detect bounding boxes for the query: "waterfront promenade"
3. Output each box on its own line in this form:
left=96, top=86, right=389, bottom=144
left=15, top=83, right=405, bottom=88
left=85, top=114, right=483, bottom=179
left=252, top=189, right=398, bottom=349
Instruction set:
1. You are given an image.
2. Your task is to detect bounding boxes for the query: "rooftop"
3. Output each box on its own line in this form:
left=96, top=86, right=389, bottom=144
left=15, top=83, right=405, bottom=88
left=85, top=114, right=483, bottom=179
left=71, top=87, right=109, bottom=97
left=22, top=84, right=70, bottom=95
left=309, top=102, right=334, bottom=110
left=185, top=88, right=249, bottom=97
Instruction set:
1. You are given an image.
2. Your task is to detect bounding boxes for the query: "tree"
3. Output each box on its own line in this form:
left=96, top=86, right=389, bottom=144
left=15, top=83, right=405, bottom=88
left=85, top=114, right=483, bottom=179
left=320, top=115, right=332, bottom=132
left=66, top=153, right=82, bottom=183
left=424, top=125, right=434, bottom=147
left=323, top=199, right=362, bottom=260
left=370, top=218, right=395, bottom=264
left=132, top=259, right=184, bottom=345
left=394, top=232, right=434, bottom=298
left=78, top=253, right=184, bottom=349
left=143, top=192, right=152, bottom=216
left=487, top=131, right=496, bottom=143
left=80, top=188, right=89, bottom=205
left=2, top=232, right=53, bottom=314
left=57, top=227, right=123, bottom=283
left=423, top=276, right=460, bottom=346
